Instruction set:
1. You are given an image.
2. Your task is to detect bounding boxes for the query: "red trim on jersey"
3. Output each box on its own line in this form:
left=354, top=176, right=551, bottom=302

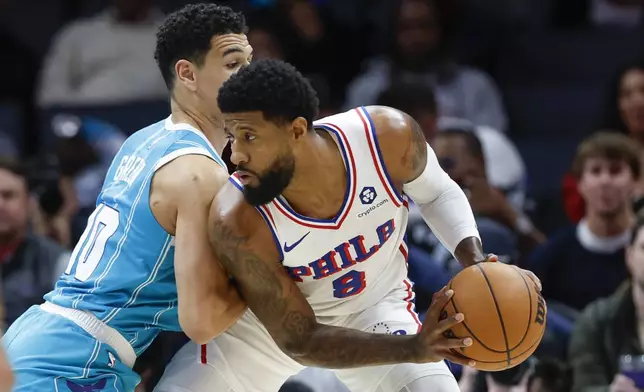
left=399, top=243, right=420, bottom=331
left=403, top=279, right=422, bottom=332
left=399, top=243, right=409, bottom=262
left=270, top=122, right=357, bottom=230
left=200, top=344, right=207, bottom=364
left=257, top=204, right=278, bottom=228
left=355, top=108, right=403, bottom=208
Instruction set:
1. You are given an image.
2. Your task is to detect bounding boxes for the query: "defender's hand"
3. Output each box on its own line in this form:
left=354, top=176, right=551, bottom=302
left=416, top=287, right=476, bottom=367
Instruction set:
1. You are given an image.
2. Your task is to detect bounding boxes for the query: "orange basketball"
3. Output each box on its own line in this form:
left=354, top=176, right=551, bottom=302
left=440, top=262, right=546, bottom=371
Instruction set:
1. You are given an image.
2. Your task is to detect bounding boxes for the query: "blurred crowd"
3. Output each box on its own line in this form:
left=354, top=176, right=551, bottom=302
left=1, top=0, right=644, bottom=391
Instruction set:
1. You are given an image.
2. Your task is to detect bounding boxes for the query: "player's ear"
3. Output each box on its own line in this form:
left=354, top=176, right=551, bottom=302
left=175, top=59, right=198, bottom=92
left=291, top=117, right=308, bottom=140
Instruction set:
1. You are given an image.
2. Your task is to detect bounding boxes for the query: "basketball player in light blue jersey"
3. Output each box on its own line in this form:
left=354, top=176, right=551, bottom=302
left=2, top=4, right=253, bottom=391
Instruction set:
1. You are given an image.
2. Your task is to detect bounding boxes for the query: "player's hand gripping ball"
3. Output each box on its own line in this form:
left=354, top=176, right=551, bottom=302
left=439, top=262, right=546, bottom=371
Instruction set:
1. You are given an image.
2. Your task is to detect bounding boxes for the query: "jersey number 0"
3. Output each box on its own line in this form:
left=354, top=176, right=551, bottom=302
left=64, top=204, right=120, bottom=281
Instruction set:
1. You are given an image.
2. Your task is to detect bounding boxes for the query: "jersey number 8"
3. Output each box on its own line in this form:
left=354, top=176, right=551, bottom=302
left=64, top=204, right=120, bottom=281
left=332, top=270, right=367, bottom=299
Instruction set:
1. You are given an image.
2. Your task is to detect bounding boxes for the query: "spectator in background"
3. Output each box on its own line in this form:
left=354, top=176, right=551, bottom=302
left=0, top=158, right=69, bottom=326
left=376, top=82, right=527, bottom=209
left=0, top=133, right=17, bottom=159
left=376, top=82, right=538, bottom=311
left=552, top=0, right=642, bottom=28
left=265, top=0, right=365, bottom=108
left=569, top=214, right=644, bottom=392
left=460, top=358, right=571, bottom=392
left=345, top=0, right=508, bottom=132
left=37, top=0, right=166, bottom=107
left=247, top=24, right=285, bottom=61
left=605, top=60, right=644, bottom=204
left=528, top=132, right=637, bottom=313
left=426, top=130, right=543, bottom=270
left=52, top=115, right=126, bottom=245
left=564, top=60, right=644, bottom=222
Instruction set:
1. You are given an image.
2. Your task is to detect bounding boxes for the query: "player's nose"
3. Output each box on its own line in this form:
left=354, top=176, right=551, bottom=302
left=229, top=149, right=249, bottom=167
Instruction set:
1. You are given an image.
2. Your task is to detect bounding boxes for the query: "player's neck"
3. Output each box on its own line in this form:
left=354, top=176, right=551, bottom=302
left=170, top=99, right=228, bottom=154
left=281, top=131, right=347, bottom=219
left=585, top=207, right=634, bottom=237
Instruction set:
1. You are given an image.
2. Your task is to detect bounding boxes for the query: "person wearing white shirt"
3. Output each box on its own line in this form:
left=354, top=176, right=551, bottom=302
left=37, top=0, right=166, bottom=107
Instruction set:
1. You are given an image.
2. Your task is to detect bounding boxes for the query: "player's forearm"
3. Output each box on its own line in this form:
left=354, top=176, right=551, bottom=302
left=284, top=324, right=422, bottom=368
left=177, top=269, right=235, bottom=343
left=216, top=283, right=247, bottom=332
left=407, top=176, right=481, bottom=258
left=402, top=145, right=481, bottom=257
left=454, top=237, right=487, bottom=267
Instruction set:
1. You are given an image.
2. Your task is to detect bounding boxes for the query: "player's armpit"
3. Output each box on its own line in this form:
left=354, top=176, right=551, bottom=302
left=152, top=154, right=245, bottom=343
left=210, top=182, right=433, bottom=368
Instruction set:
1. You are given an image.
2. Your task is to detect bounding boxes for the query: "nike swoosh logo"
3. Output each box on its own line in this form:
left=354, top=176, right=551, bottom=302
left=284, top=232, right=311, bottom=253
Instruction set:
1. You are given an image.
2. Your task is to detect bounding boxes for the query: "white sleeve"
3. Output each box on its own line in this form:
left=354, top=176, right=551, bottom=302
left=402, top=142, right=480, bottom=254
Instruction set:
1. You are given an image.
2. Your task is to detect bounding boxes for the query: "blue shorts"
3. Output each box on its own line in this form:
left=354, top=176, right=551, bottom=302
left=2, top=306, right=140, bottom=392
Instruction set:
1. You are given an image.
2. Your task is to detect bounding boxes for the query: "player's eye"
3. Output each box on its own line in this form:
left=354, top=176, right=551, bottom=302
left=226, top=61, right=240, bottom=70
left=245, top=133, right=256, bottom=141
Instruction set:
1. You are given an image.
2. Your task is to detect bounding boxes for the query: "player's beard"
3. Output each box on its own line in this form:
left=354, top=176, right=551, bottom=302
left=241, top=152, right=295, bottom=206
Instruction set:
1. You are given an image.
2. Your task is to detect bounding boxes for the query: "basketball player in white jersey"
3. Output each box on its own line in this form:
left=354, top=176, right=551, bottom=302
left=155, top=59, right=540, bottom=391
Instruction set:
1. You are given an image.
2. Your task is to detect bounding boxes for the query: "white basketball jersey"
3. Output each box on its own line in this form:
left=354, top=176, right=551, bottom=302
left=232, top=107, right=415, bottom=318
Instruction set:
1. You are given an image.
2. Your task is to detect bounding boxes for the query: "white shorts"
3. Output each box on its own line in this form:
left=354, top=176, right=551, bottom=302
left=155, top=287, right=457, bottom=392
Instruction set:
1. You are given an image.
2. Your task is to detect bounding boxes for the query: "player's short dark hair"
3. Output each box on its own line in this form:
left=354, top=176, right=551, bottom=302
left=572, top=131, right=640, bottom=180
left=218, top=59, right=319, bottom=128
left=154, top=3, right=247, bottom=89
left=436, top=129, right=484, bottom=161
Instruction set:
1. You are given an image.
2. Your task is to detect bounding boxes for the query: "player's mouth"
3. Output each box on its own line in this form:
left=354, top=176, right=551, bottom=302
left=235, top=170, right=254, bottom=185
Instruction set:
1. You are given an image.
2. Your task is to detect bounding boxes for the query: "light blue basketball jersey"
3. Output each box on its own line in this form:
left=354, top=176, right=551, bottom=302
left=44, top=116, right=227, bottom=355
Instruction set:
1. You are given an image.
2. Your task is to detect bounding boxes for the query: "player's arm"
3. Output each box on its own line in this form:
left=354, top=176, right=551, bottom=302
left=0, top=345, right=13, bottom=392
left=152, top=155, right=245, bottom=344
left=364, top=105, right=486, bottom=267
left=209, top=182, right=472, bottom=368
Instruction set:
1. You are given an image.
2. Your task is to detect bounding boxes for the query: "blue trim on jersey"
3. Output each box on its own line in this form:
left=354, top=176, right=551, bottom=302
left=256, top=207, right=284, bottom=262
left=228, top=177, right=285, bottom=262
left=229, top=175, right=243, bottom=191
left=274, top=124, right=352, bottom=224
left=360, top=106, right=404, bottom=202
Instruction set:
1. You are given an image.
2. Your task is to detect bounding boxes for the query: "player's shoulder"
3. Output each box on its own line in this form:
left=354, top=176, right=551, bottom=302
left=319, top=106, right=409, bottom=136
left=363, top=105, right=424, bottom=183
left=360, top=105, right=409, bottom=132
left=212, top=180, right=265, bottom=233
left=155, top=154, right=228, bottom=199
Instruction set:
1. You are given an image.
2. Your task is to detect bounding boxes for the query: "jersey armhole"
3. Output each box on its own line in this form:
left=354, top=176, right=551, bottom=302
left=228, top=176, right=285, bottom=262
left=356, top=106, right=404, bottom=206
